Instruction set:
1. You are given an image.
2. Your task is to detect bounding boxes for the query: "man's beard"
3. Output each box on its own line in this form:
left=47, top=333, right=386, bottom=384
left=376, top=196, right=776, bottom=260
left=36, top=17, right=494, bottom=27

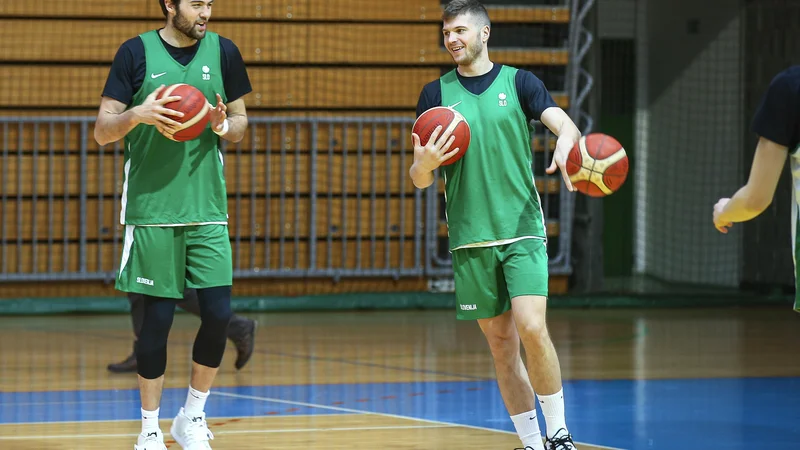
left=458, top=37, right=483, bottom=64
left=172, top=10, right=204, bottom=40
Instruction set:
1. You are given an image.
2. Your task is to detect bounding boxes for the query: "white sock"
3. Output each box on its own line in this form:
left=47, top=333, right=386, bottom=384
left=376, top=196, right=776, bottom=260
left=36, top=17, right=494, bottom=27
left=184, top=386, right=210, bottom=417
left=537, top=389, right=567, bottom=439
left=141, top=407, right=160, bottom=434
left=510, top=410, right=545, bottom=450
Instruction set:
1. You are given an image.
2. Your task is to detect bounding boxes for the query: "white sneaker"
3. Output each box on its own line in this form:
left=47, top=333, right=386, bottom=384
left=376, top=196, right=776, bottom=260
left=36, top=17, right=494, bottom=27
left=133, top=429, right=167, bottom=450
left=170, top=407, right=215, bottom=449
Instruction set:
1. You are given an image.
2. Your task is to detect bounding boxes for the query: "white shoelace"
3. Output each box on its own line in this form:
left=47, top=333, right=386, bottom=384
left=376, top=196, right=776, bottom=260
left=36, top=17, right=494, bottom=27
left=141, top=432, right=165, bottom=450
left=183, top=416, right=215, bottom=447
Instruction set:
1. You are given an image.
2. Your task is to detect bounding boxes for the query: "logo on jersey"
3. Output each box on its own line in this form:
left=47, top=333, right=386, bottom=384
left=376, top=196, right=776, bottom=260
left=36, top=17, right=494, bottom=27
left=202, top=65, right=211, bottom=81
left=498, top=93, right=507, bottom=107
left=136, top=276, right=154, bottom=286
left=447, top=101, right=463, bottom=110
left=150, top=72, right=167, bottom=79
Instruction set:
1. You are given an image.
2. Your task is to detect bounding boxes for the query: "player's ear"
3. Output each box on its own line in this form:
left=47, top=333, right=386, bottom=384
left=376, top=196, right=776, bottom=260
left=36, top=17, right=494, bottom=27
left=482, top=25, right=490, bottom=43
left=165, top=0, right=178, bottom=15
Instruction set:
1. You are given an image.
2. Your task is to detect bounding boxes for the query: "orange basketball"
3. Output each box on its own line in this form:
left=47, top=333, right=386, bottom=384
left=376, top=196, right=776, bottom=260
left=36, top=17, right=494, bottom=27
left=157, top=84, right=211, bottom=142
left=566, top=133, right=629, bottom=197
left=412, top=106, right=471, bottom=166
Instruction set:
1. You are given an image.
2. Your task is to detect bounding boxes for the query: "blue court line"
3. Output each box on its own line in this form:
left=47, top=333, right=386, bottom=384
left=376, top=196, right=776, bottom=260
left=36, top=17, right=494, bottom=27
left=2, top=377, right=799, bottom=450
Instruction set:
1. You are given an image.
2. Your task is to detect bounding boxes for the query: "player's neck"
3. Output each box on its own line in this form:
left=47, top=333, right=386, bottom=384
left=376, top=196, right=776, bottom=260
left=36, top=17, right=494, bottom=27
left=457, top=57, right=493, bottom=77
left=159, top=25, right=197, bottom=48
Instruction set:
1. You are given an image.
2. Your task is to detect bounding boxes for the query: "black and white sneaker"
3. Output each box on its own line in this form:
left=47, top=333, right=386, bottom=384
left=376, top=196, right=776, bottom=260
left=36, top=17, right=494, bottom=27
left=545, top=428, right=577, bottom=450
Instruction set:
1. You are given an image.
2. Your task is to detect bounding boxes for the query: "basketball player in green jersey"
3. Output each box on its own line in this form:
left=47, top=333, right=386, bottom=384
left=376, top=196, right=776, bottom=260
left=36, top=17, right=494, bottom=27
left=94, top=0, right=251, bottom=449
left=713, top=65, right=800, bottom=313
left=410, top=1, right=581, bottom=449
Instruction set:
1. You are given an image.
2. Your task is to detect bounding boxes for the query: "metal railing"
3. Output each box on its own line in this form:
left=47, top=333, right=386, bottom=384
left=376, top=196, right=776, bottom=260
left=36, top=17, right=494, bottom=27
left=0, top=114, right=573, bottom=282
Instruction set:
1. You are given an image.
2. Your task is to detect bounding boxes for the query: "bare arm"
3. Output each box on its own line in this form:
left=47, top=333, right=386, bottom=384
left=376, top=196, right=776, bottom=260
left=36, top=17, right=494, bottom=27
left=94, top=97, right=140, bottom=146
left=540, top=106, right=581, bottom=191
left=714, top=137, right=788, bottom=231
left=94, top=85, right=184, bottom=146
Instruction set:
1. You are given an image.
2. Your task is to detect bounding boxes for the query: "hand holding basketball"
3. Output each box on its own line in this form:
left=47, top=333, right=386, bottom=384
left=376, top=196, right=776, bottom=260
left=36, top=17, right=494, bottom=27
left=411, top=125, right=460, bottom=172
left=135, top=85, right=185, bottom=140
left=209, top=93, right=227, bottom=134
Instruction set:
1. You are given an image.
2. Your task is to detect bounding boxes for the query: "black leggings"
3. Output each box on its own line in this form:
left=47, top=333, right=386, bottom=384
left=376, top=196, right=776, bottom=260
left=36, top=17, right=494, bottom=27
left=136, top=286, right=233, bottom=379
left=128, top=288, right=247, bottom=340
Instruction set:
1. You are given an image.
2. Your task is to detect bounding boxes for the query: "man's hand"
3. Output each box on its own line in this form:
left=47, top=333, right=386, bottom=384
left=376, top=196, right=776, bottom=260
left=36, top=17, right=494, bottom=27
left=411, top=125, right=460, bottom=173
left=545, top=137, right=576, bottom=192
left=132, top=85, right=184, bottom=140
left=209, top=93, right=227, bottom=134
left=713, top=198, right=733, bottom=233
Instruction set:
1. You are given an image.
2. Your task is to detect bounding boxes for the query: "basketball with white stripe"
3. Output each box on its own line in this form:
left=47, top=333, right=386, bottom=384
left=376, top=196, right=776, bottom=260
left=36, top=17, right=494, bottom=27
left=156, top=83, right=211, bottom=142
left=566, top=133, right=629, bottom=197
left=412, top=106, right=471, bottom=166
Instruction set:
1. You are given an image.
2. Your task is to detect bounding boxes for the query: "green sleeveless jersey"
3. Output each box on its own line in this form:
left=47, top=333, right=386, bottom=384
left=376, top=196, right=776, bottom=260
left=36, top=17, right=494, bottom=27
left=439, top=65, right=546, bottom=250
left=121, top=30, right=228, bottom=226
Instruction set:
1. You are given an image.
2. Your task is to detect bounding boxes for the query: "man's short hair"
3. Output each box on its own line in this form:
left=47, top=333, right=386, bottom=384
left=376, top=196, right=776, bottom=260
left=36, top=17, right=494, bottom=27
left=441, top=0, right=491, bottom=28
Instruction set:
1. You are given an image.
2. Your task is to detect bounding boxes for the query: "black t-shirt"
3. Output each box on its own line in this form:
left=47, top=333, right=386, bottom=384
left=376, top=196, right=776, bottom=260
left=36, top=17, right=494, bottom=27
left=415, top=64, right=558, bottom=122
left=101, top=30, right=252, bottom=105
left=752, top=65, right=800, bottom=153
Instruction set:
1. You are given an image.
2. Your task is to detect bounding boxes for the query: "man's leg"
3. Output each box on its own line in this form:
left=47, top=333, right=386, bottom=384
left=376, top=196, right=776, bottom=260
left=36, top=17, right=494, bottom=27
left=504, top=239, right=574, bottom=448
left=116, top=225, right=185, bottom=450
left=178, top=288, right=258, bottom=370
left=476, top=311, right=545, bottom=450
left=137, top=296, right=179, bottom=413
left=452, top=245, right=545, bottom=450
left=170, top=225, right=234, bottom=449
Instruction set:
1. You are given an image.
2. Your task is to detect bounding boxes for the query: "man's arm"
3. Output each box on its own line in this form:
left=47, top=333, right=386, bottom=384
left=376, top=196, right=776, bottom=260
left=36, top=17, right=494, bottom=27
left=214, top=38, right=252, bottom=144
left=540, top=106, right=580, bottom=192
left=714, top=68, right=798, bottom=233
left=409, top=81, right=442, bottom=189
left=95, top=97, right=140, bottom=146
left=714, top=137, right=788, bottom=230
left=95, top=86, right=184, bottom=146
left=518, top=69, right=580, bottom=191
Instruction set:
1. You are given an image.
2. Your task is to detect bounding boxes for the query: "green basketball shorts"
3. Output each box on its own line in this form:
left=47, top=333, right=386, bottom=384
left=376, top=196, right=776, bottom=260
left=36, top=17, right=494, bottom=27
left=116, top=224, right=233, bottom=299
left=451, top=237, right=549, bottom=320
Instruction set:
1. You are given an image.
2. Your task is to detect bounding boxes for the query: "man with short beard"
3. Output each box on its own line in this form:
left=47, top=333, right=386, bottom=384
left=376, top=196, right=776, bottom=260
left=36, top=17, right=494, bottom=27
left=94, top=0, right=251, bottom=448
left=410, top=1, right=580, bottom=449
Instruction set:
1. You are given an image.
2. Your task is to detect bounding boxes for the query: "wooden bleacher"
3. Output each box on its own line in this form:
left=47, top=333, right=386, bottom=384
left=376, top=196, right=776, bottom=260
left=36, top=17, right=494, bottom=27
left=0, top=0, right=571, bottom=297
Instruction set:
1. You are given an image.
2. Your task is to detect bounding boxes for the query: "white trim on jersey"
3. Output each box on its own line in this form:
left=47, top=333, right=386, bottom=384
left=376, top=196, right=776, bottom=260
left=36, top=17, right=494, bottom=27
left=119, top=147, right=131, bottom=225
left=452, top=235, right=546, bottom=251
left=137, top=222, right=228, bottom=227
left=119, top=225, right=135, bottom=279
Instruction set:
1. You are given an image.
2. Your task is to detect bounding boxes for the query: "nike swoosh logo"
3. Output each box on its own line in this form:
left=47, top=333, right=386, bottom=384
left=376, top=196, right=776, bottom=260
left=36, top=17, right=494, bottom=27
left=150, top=72, right=167, bottom=79
left=447, top=101, right=462, bottom=109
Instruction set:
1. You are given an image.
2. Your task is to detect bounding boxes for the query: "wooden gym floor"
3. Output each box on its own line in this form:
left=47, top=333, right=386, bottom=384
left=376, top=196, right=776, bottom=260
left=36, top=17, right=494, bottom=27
left=0, top=306, right=799, bottom=449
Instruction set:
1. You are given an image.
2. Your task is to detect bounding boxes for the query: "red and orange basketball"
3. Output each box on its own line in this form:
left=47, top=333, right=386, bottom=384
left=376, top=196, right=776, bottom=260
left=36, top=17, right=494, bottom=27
left=412, top=106, right=471, bottom=166
left=157, top=83, right=211, bottom=142
left=566, top=133, right=629, bottom=197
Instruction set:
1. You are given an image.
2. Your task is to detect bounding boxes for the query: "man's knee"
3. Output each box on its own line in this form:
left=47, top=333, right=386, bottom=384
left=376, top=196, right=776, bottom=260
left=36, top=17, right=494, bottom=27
left=479, top=312, right=520, bottom=362
left=137, top=297, right=177, bottom=379
left=193, top=286, right=233, bottom=368
left=510, top=295, right=549, bottom=343
left=198, top=286, right=232, bottom=330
